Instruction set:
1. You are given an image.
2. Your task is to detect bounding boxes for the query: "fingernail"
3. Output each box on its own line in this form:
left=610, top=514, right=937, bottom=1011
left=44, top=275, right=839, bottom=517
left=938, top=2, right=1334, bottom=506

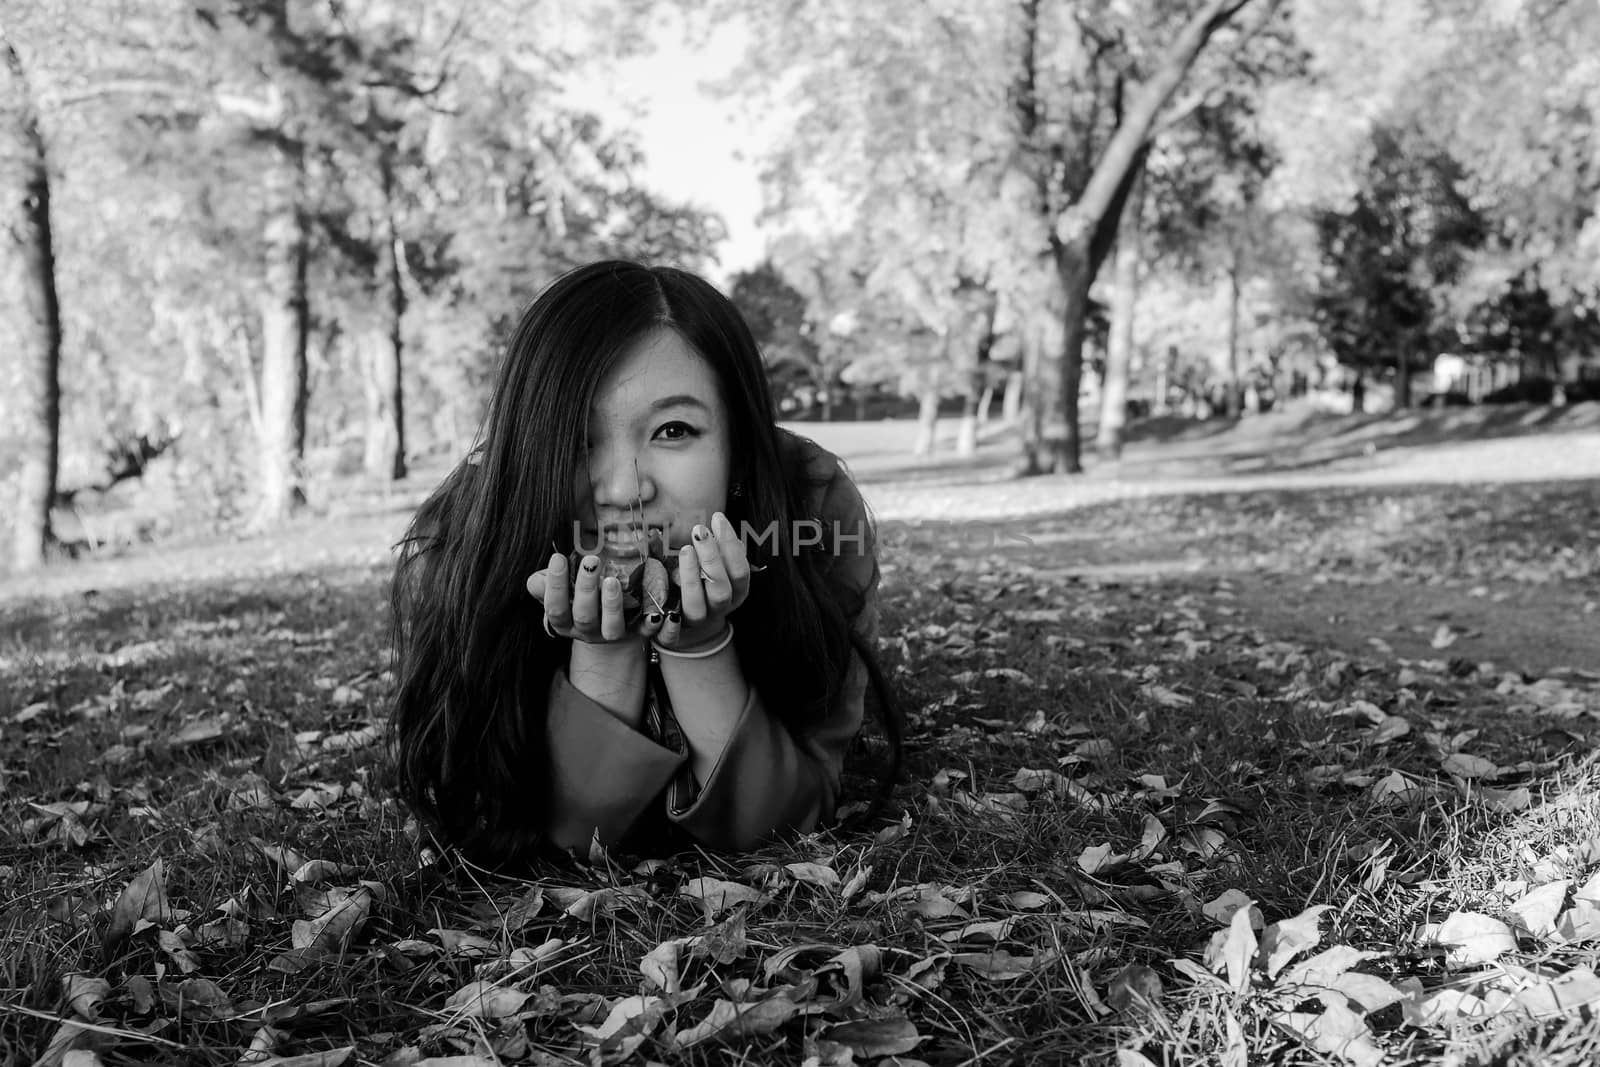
left=582, top=558, right=598, bottom=573
left=602, top=576, right=619, bottom=594
left=646, top=612, right=662, bottom=625
left=693, top=524, right=710, bottom=541
left=667, top=610, right=681, bottom=624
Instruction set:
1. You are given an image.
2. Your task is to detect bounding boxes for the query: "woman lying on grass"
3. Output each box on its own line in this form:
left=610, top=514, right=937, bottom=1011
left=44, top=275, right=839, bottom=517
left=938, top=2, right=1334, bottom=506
left=389, top=260, right=901, bottom=863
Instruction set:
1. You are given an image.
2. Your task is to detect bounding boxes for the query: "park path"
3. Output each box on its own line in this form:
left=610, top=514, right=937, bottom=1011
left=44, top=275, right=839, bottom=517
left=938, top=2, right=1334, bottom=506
left=807, top=404, right=1600, bottom=679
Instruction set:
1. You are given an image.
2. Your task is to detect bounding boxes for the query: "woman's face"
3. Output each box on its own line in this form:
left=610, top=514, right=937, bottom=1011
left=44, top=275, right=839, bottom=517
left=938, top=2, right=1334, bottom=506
left=573, top=328, right=732, bottom=561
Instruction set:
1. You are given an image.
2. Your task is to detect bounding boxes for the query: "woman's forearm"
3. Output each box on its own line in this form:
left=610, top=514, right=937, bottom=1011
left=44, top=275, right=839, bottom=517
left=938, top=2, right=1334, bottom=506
left=566, top=639, right=649, bottom=729
left=655, top=634, right=749, bottom=788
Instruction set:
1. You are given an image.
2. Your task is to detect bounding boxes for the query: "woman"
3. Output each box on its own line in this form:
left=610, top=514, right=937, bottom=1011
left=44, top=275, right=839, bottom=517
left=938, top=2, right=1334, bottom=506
left=389, top=260, right=900, bottom=862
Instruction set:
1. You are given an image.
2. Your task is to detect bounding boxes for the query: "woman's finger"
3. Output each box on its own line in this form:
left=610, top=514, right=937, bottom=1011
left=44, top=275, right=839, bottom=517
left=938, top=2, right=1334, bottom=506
left=570, top=554, right=602, bottom=633
left=599, top=576, right=627, bottom=642
left=639, top=606, right=666, bottom=639
left=677, top=544, right=708, bottom=624
left=540, top=553, right=571, bottom=631
left=656, top=608, right=683, bottom=648
left=711, top=511, right=750, bottom=605
left=691, top=522, right=732, bottom=611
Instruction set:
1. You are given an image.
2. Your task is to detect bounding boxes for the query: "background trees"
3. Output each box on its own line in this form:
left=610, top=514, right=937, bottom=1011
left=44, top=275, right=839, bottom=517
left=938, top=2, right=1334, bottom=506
left=3, top=0, right=1598, bottom=571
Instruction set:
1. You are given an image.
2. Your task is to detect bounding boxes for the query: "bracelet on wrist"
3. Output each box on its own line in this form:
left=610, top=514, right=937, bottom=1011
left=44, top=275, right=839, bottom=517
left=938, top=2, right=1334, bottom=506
left=654, top=623, right=735, bottom=660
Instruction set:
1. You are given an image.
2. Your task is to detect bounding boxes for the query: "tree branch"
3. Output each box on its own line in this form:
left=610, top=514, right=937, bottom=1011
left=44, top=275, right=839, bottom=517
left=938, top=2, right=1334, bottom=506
left=1055, top=0, right=1269, bottom=248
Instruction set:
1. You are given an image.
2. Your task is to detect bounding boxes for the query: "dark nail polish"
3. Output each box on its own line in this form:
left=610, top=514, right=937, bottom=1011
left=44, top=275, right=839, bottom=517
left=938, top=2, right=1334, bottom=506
left=693, top=524, right=710, bottom=541
left=667, top=610, right=681, bottom=624
left=646, top=612, right=662, bottom=625
left=582, top=559, right=598, bottom=573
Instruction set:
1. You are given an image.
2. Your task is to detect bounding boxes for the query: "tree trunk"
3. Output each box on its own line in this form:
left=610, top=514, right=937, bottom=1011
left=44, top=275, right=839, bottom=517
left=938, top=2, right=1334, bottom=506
left=3, top=38, right=62, bottom=572
left=1097, top=166, right=1146, bottom=459
left=365, top=168, right=407, bottom=481
left=957, top=289, right=999, bottom=456
left=256, top=161, right=310, bottom=524
left=912, top=386, right=940, bottom=456
left=1394, top=345, right=1411, bottom=409
left=1016, top=308, right=1055, bottom=475
left=1025, top=0, right=1270, bottom=475
left=1000, top=370, right=1023, bottom=426
left=1155, top=345, right=1177, bottom=415
left=955, top=403, right=979, bottom=456
left=1050, top=251, right=1093, bottom=473
left=1225, top=250, right=1242, bottom=417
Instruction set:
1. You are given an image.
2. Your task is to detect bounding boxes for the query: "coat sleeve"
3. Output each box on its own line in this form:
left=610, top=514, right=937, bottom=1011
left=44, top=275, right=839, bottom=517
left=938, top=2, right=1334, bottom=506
left=667, top=461, right=880, bottom=851
left=541, top=670, right=686, bottom=851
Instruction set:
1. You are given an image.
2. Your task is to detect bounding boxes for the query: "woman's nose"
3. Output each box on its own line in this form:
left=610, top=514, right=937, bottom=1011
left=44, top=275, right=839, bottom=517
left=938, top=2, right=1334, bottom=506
left=590, top=444, right=652, bottom=508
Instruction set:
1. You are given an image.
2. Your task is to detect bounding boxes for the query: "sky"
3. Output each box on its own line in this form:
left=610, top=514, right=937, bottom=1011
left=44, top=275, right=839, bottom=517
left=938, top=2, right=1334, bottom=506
left=562, top=16, right=771, bottom=284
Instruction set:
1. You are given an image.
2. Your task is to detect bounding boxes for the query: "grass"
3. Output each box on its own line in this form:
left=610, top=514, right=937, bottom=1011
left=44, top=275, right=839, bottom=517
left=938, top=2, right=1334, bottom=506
left=2, top=407, right=1599, bottom=1066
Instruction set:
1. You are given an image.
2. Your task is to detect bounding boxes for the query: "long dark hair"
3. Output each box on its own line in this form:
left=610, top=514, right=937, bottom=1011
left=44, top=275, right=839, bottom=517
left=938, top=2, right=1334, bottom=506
left=388, top=260, right=901, bottom=862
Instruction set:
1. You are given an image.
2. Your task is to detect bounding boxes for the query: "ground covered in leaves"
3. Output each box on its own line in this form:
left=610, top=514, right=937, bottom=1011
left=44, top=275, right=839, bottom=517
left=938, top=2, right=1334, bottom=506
left=3, top=413, right=1599, bottom=1067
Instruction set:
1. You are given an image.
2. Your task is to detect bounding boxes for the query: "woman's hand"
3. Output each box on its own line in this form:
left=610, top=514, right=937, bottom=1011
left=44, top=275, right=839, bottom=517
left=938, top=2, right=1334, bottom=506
left=657, top=512, right=751, bottom=652
left=526, top=552, right=668, bottom=647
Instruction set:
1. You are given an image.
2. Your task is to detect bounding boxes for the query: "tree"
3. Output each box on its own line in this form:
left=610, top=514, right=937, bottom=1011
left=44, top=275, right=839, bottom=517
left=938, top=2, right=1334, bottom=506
left=1, top=26, right=63, bottom=571
left=1312, top=125, right=1486, bottom=408
left=1012, top=0, right=1285, bottom=473
left=728, top=260, right=819, bottom=409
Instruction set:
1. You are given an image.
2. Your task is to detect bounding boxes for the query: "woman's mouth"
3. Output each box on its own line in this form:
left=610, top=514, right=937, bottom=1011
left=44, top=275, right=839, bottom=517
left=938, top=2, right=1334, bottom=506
left=585, top=526, right=664, bottom=558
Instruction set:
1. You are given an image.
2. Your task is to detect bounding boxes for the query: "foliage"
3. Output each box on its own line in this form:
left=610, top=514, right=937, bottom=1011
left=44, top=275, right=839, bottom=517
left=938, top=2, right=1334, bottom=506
left=1311, top=124, right=1488, bottom=384
left=727, top=260, right=819, bottom=405
left=0, top=0, right=724, bottom=560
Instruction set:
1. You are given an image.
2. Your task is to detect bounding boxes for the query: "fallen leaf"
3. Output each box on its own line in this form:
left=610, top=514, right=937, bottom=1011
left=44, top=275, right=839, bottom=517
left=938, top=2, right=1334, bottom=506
left=503, top=887, right=545, bottom=930
left=1281, top=946, right=1379, bottom=988
left=1397, top=980, right=1489, bottom=1027
left=1421, top=911, right=1518, bottom=967
left=1106, top=964, right=1164, bottom=1013
left=1478, top=785, right=1532, bottom=812
left=680, top=877, right=767, bottom=917
left=1366, top=716, right=1412, bottom=744
left=429, top=929, right=499, bottom=957
left=1141, top=684, right=1193, bottom=708
left=247, top=1049, right=355, bottom=1067
left=578, top=994, right=665, bottom=1065
left=1077, top=843, right=1126, bottom=875
left=165, top=977, right=234, bottom=1020
left=61, top=975, right=111, bottom=1021
left=158, top=930, right=201, bottom=974
left=1275, top=1000, right=1384, bottom=1067
left=1441, top=752, right=1501, bottom=779
left=640, top=939, right=682, bottom=994
left=1217, top=905, right=1258, bottom=992
left=1260, top=905, right=1332, bottom=978
left=950, top=949, right=1051, bottom=981
left=1005, top=891, right=1052, bottom=911
left=1507, top=881, right=1570, bottom=938
left=674, top=993, right=802, bottom=1048
left=1202, top=890, right=1261, bottom=928
left=103, top=861, right=170, bottom=951
left=820, top=1016, right=922, bottom=1058
left=938, top=918, right=1016, bottom=943
left=1555, top=900, right=1600, bottom=942
left=443, top=981, right=531, bottom=1020
left=1512, top=965, right=1600, bottom=1018
left=785, top=861, right=841, bottom=889
left=291, top=887, right=372, bottom=953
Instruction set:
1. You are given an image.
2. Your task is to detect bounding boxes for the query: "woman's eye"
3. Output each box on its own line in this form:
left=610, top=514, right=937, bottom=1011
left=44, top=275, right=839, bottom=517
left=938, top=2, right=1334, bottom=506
left=654, top=422, right=698, bottom=442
